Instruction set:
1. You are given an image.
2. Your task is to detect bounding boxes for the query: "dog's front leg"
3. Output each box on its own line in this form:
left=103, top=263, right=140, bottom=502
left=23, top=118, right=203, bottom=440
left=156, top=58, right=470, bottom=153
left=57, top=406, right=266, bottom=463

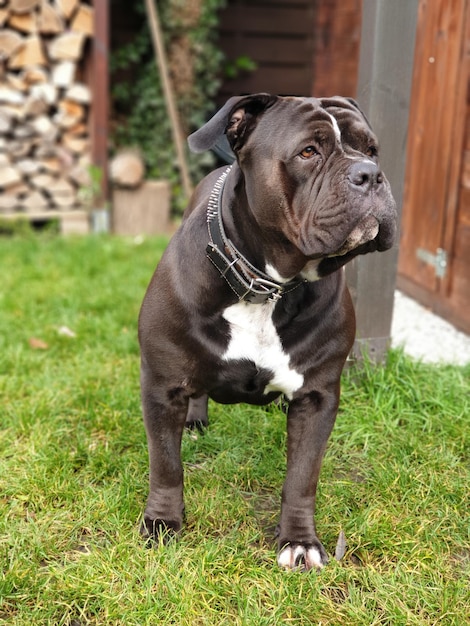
left=140, top=366, right=188, bottom=542
left=277, top=387, right=339, bottom=571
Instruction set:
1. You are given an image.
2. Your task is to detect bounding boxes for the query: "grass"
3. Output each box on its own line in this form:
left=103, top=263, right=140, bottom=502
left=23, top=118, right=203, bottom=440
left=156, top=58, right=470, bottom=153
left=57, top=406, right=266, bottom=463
left=0, top=230, right=469, bottom=625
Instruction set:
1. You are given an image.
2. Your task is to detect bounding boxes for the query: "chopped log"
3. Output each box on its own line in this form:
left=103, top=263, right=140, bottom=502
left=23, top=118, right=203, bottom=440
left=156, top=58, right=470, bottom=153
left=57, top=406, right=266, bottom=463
left=61, top=133, right=88, bottom=154
left=77, top=153, right=91, bottom=169
left=21, top=66, right=49, bottom=84
left=53, top=195, right=76, bottom=209
left=55, top=0, right=79, bottom=20
left=54, top=144, right=74, bottom=167
left=0, top=110, right=12, bottom=133
left=31, top=114, right=54, bottom=135
left=0, top=29, right=25, bottom=60
left=70, top=3, right=93, bottom=36
left=0, top=8, right=9, bottom=28
left=37, top=0, right=64, bottom=35
left=4, top=181, right=30, bottom=196
left=31, top=172, right=55, bottom=189
left=10, top=0, right=40, bottom=14
left=51, top=60, right=75, bottom=87
left=0, top=85, right=25, bottom=105
left=65, top=82, right=91, bottom=104
left=38, top=156, right=61, bottom=173
left=9, top=35, right=47, bottom=69
left=1, top=103, right=25, bottom=121
left=16, top=158, right=40, bottom=175
left=68, top=162, right=90, bottom=187
left=6, top=72, right=28, bottom=92
left=34, top=142, right=57, bottom=159
left=110, top=150, right=145, bottom=188
left=9, top=139, right=33, bottom=158
left=0, top=164, right=22, bottom=188
left=53, top=110, right=78, bottom=129
left=14, top=123, right=35, bottom=139
left=48, top=176, right=75, bottom=195
left=57, top=97, right=84, bottom=121
left=23, top=93, right=48, bottom=117
left=21, top=189, right=49, bottom=211
left=30, top=82, right=57, bottom=105
left=31, top=115, right=58, bottom=142
left=66, top=120, right=87, bottom=135
left=0, top=194, right=18, bottom=212
left=48, top=31, right=84, bottom=61
left=8, top=11, right=37, bottom=33
left=0, top=154, right=10, bottom=167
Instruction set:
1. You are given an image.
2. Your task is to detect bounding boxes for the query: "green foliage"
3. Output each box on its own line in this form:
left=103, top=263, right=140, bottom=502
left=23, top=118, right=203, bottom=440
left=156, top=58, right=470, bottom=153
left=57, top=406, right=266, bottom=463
left=224, top=54, right=258, bottom=79
left=77, top=165, right=104, bottom=209
left=1, top=233, right=469, bottom=625
left=111, top=0, right=226, bottom=214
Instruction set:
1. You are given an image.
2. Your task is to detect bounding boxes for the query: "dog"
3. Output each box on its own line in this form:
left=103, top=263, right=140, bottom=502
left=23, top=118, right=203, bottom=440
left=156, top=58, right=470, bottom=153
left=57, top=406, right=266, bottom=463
left=138, top=94, right=397, bottom=571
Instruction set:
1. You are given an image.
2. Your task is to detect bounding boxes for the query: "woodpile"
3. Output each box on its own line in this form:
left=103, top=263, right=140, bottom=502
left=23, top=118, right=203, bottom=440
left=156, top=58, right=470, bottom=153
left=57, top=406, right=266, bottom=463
left=0, top=0, right=94, bottom=215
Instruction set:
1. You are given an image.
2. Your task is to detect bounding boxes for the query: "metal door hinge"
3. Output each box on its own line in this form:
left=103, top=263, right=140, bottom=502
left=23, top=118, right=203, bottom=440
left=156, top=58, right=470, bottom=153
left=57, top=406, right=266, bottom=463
left=416, top=247, right=448, bottom=278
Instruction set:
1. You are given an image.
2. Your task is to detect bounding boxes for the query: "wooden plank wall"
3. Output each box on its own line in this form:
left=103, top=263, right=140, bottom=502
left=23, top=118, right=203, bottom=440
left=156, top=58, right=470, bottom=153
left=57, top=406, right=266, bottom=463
left=311, top=0, right=362, bottom=97
left=218, top=0, right=316, bottom=100
left=218, top=0, right=361, bottom=102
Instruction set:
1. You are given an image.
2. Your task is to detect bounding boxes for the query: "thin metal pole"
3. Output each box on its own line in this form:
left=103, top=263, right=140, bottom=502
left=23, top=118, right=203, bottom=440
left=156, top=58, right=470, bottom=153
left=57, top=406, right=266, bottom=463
left=144, top=0, right=193, bottom=200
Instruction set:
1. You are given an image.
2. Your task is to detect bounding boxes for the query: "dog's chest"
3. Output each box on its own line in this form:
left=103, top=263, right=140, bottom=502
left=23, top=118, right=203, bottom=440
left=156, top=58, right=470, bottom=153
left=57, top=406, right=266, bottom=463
left=221, top=300, right=304, bottom=399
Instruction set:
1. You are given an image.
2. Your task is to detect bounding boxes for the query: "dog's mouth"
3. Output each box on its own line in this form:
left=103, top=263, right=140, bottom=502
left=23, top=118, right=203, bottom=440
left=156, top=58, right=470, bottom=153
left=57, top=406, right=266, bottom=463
left=315, top=214, right=395, bottom=277
left=328, top=215, right=379, bottom=258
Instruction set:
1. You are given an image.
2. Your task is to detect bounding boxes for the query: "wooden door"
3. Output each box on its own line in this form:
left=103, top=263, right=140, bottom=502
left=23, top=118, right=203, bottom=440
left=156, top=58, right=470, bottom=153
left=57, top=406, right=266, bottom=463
left=398, top=0, right=470, bottom=333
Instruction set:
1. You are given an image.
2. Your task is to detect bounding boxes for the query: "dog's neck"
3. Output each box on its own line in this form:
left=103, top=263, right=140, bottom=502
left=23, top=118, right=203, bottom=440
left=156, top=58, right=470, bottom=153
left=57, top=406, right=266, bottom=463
left=206, top=166, right=304, bottom=303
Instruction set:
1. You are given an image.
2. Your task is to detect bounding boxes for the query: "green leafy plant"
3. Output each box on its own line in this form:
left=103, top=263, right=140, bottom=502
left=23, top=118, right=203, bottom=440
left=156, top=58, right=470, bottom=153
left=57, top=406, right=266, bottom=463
left=111, top=0, right=226, bottom=214
left=77, top=165, right=104, bottom=211
left=224, top=54, right=258, bottom=79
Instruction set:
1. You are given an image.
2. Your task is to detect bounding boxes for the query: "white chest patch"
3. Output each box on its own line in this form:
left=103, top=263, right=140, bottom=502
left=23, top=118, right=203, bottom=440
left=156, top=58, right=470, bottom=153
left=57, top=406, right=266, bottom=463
left=221, top=300, right=304, bottom=399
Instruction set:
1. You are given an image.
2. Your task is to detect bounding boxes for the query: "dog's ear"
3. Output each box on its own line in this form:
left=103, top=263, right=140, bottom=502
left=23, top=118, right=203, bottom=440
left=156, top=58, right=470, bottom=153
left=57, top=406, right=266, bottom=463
left=188, top=94, right=277, bottom=154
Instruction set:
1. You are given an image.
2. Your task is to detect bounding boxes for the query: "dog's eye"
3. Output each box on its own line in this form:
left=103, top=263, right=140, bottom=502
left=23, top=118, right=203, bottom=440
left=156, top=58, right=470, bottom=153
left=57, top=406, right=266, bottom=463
left=300, top=146, right=319, bottom=159
left=366, top=145, right=378, bottom=158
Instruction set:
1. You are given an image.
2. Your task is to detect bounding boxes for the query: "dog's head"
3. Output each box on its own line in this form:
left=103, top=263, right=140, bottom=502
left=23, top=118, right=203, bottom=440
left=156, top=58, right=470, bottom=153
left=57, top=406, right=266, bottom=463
left=189, top=94, right=397, bottom=278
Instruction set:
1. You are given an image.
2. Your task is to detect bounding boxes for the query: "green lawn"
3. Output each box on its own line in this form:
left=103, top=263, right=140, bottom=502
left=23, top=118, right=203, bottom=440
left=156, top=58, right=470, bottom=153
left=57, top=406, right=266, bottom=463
left=1, top=232, right=469, bottom=625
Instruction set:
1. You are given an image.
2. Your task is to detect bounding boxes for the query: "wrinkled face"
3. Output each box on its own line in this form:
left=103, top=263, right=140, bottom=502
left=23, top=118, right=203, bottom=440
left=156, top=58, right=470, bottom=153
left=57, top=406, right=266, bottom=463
left=227, top=96, right=397, bottom=277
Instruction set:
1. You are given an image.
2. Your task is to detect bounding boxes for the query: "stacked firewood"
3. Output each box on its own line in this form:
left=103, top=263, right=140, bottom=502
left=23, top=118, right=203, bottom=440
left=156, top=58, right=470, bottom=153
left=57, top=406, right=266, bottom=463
left=0, top=0, right=93, bottom=213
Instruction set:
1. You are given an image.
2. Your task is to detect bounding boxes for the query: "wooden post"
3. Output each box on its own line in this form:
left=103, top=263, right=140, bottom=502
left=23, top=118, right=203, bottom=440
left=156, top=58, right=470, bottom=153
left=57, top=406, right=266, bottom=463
left=144, top=0, right=193, bottom=201
left=91, top=0, right=109, bottom=203
left=346, top=0, right=419, bottom=362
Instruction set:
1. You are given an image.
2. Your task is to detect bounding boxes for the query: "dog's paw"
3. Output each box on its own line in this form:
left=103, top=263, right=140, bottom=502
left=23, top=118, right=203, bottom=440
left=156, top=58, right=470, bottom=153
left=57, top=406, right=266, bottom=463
left=277, top=542, right=328, bottom=572
left=185, top=396, right=209, bottom=432
left=184, top=418, right=208, bottom=433
left=140, top=517, right=181, bottom=546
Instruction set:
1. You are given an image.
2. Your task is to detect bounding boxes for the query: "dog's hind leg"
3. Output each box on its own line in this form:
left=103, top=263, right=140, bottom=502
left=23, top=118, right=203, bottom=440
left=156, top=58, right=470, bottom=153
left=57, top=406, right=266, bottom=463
left=185, top=395, right=209, bottom=431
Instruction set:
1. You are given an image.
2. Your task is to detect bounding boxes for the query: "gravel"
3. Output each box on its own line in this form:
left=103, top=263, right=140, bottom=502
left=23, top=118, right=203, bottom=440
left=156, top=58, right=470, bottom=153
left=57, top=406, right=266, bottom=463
left=391, top=291, right=470, bottom=366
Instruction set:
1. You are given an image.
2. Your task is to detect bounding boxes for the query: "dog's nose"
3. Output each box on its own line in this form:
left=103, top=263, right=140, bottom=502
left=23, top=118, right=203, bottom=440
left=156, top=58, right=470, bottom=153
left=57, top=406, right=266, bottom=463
left=348, top=161, right=383, bottom=191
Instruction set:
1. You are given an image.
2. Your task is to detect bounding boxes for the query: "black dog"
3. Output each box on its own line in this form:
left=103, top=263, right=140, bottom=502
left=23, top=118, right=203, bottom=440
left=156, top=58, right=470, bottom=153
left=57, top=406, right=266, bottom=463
left=138, top=94, right=396, bottom=570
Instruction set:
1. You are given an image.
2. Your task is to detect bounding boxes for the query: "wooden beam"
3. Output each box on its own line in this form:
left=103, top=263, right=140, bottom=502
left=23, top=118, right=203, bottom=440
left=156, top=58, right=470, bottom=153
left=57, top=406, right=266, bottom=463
left=144, top=0, right=193, bottom=201
left=91, top=0, right=109, bottom=203
left=346, top=0, right=419, bottom=363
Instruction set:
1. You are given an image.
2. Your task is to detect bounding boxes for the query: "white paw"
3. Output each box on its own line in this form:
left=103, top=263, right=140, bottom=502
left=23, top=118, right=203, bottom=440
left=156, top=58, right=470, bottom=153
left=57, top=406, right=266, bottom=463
left=277, top=543, right=325, bottom=571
